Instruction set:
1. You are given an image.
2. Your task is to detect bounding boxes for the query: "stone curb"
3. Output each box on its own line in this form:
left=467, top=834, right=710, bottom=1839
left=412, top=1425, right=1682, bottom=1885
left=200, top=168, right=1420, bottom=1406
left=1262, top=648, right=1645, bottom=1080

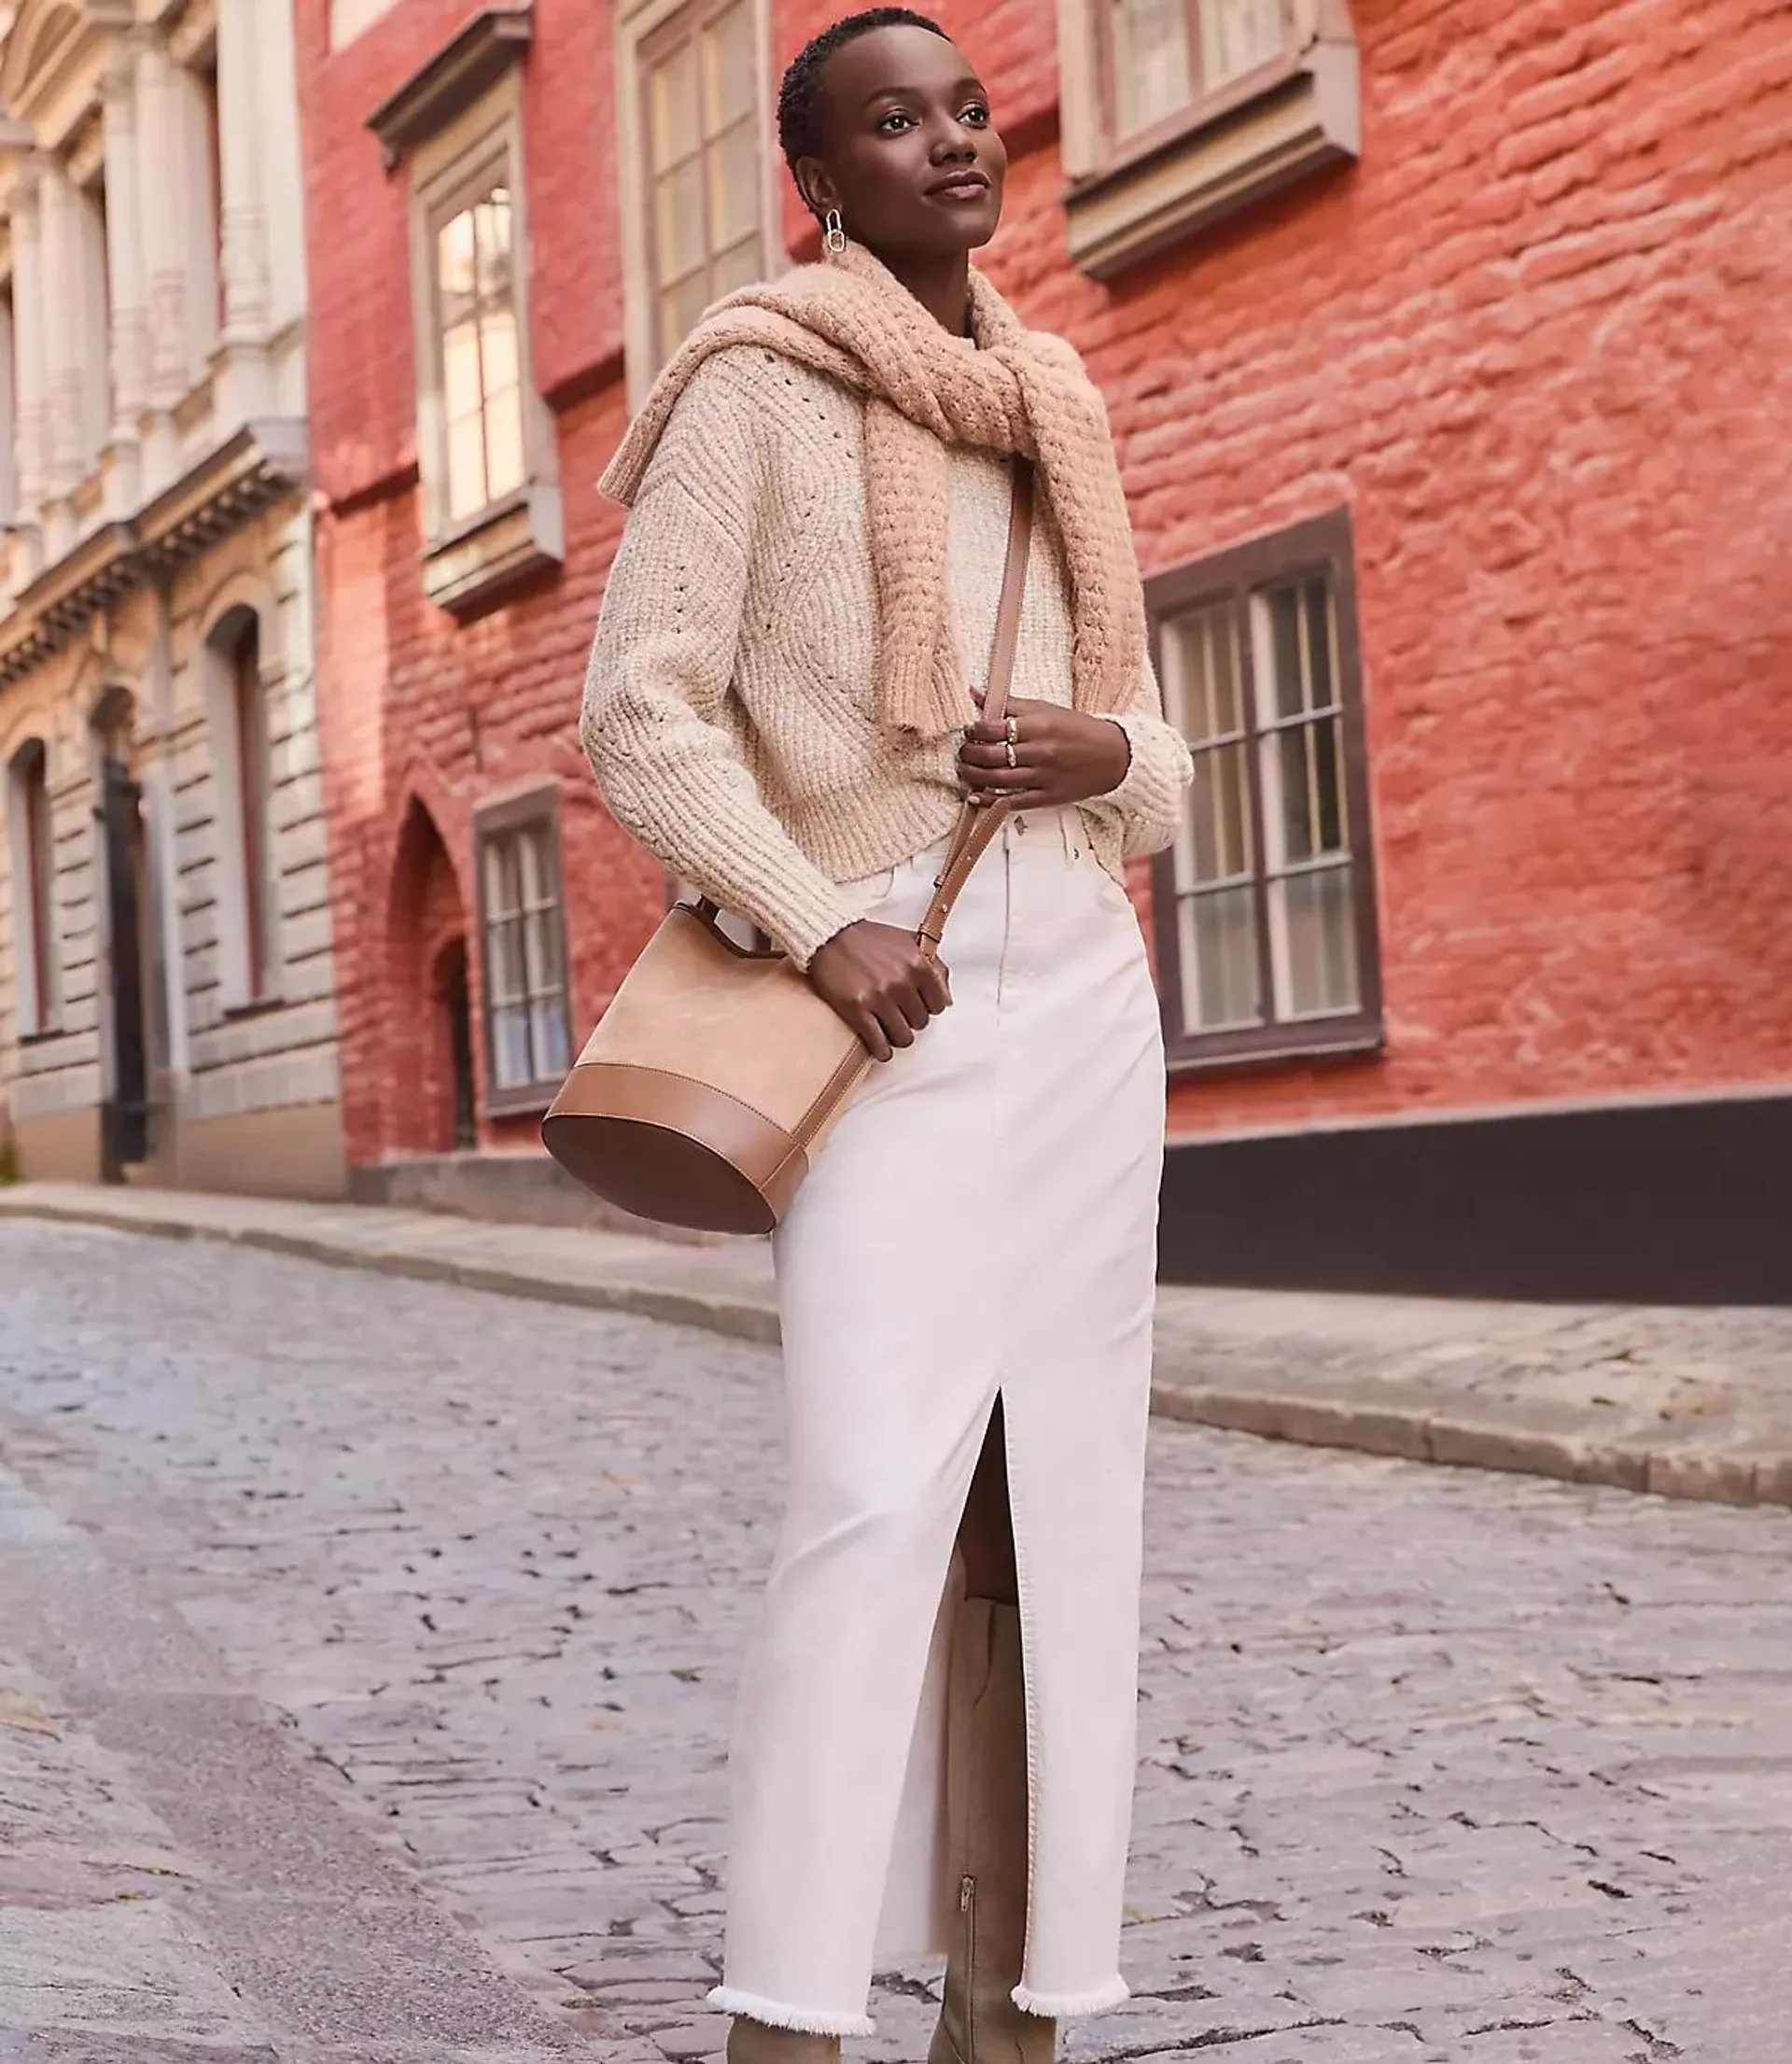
left=5, top=1191, right=1786, bottom=1512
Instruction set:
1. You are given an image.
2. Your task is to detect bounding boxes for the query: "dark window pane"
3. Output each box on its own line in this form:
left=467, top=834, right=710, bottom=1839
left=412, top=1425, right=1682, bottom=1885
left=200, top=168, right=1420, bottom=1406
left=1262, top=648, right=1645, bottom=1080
left=1313, top=713, right=1346, bottom=852
left=1304, top=575, right=1336, bottom=710
left=1268, top=583, right=1304, bottom=719
left=1276, top=724, right=1314, bottom=864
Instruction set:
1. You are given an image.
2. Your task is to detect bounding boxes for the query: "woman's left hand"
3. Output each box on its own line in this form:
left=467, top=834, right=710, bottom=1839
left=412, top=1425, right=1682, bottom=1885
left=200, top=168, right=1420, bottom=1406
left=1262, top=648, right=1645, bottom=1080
left=957, top=692, right=1131, bottom=812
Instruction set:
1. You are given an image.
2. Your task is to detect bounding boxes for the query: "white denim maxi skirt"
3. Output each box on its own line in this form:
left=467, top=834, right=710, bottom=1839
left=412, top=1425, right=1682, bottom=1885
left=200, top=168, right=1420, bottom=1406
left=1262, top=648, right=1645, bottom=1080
left=707, top=807, right=1166, bottom=2037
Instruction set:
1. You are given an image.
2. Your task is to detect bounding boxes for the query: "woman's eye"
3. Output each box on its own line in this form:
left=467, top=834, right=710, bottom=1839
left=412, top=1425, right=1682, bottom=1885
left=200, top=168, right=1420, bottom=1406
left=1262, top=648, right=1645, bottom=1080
left=960, top=102, right=991, bottom=127
left=877, top=109, right=916, bottom=133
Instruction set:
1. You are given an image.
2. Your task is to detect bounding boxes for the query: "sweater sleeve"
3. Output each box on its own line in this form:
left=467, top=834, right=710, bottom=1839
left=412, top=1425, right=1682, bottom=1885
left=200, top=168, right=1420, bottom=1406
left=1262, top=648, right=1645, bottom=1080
left=1085, top=651, right=1195, bottom=859
left=580, top=355, right=864, bottom=969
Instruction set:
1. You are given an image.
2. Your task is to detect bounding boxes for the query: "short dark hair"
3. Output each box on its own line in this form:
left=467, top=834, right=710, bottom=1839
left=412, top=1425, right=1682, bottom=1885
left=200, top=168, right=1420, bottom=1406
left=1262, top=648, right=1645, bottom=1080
left=777, top=7, right=947, bottom=197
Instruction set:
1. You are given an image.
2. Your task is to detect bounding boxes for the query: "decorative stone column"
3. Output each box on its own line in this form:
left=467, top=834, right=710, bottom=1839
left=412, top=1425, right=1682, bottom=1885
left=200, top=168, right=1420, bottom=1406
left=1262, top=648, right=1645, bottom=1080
left=134, top=37, right=192, bottom=415
left=101, top=50, right=148, bottom=452
left=252, top=0, right=307, bottom=332
left=10, top=168, right=48, bottom=532
left=35, top=160, right=85, bottom=529
left=213, top=0, right=272, bottom=418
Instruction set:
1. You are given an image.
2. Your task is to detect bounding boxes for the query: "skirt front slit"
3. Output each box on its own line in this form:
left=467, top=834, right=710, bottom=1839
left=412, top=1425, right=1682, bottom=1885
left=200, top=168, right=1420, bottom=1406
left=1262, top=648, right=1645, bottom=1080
left=708, top=808, right=1165, bottom=2035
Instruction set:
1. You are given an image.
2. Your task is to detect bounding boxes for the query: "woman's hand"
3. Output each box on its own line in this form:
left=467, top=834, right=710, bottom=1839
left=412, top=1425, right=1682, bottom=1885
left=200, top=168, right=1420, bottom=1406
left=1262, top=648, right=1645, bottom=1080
left=957, top=693, right=1131, bottom=811
left=808, top=921, right=951, bottom=1062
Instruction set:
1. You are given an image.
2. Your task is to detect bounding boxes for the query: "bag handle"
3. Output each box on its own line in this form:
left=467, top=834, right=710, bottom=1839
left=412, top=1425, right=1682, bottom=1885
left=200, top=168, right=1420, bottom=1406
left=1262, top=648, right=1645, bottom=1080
left=916, top=458, right=1035, bottom=956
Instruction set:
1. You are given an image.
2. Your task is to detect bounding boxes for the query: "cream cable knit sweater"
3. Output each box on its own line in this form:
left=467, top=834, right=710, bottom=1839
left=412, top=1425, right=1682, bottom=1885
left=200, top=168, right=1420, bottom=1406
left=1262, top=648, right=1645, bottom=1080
left=581, top=344, right=1193, bottom=968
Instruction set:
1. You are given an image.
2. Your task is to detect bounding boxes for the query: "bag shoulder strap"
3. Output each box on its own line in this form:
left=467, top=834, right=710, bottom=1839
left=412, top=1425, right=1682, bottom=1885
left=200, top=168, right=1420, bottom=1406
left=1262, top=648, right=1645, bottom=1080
left=916, top=458, right=1035, bottom=954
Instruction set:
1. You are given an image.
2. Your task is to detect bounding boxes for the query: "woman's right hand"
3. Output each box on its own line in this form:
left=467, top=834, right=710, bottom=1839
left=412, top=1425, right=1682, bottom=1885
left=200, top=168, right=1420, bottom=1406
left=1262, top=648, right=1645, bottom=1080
left=807, top=921, right=950, bottom=1062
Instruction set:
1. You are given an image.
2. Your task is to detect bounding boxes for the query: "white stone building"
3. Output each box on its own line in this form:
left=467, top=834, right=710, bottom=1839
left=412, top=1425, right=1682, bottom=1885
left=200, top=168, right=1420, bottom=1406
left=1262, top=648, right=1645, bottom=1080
left=0, top=0, right=344, bottom=1194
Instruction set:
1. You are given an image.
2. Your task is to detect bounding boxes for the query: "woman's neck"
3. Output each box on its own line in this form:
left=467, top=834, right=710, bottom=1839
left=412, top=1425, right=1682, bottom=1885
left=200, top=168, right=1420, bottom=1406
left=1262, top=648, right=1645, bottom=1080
left=873, top=247, right=973, bottom=338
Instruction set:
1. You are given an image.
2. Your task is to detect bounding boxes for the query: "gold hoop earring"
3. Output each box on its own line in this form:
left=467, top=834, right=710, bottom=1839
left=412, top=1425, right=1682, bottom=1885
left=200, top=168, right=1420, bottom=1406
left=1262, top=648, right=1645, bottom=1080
left=823, top=207, right=847, bottom=256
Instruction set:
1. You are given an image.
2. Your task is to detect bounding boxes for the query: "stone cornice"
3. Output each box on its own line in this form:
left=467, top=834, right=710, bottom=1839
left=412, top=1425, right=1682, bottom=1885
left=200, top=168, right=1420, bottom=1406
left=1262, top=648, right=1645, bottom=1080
left=0, top=0, right=133, bottom=145
left=0, top=420, right=308, bottom=688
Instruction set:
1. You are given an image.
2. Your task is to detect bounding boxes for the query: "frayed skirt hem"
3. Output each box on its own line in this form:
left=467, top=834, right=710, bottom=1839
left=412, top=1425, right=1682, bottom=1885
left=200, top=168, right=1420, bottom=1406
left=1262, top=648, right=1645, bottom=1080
left=1012, top=1976, right=1130, bottom=2019
left=707, top=1986, right=875, bottom=2037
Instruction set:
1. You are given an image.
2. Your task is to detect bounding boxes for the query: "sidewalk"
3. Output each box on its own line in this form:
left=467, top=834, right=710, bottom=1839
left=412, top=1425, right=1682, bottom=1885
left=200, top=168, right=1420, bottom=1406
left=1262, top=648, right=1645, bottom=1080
left=4, top=1179, right=1790, bottom=1510
left=0, top=1453, right=632, bottom=2064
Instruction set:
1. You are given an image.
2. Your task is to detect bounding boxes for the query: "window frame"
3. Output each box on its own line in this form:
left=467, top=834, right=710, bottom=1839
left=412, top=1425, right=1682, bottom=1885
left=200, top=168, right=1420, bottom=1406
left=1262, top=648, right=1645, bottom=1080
left=8, top=737, right=60, bottom=1041
left=203, top=601, right=285, bottom=1018
left=424, top=153, right=528, bottom=536
left=471, top=785, right=575, bottom=1117
left=636, top=0, right=770, bottom=371
left=615, top=0, right=778, bottom=407
left=1056, top=0, right=1361, bottom=280
left=372, top=20, right=565, bottom=614
left=1146, top=506, right=1382, bottom=1073
left=227, top=615, right=277, bottom=1006
left=1093, top=0, right=1297, bottom=166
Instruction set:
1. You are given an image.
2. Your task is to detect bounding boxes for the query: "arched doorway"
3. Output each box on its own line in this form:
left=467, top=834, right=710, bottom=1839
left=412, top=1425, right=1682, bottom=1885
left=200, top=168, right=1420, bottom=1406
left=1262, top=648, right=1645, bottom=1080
left=91, top=687, right=155, bottom=1177
left=385, top=799, right=474, bottom=1156
left=435, top=934, right=477, bottom=1151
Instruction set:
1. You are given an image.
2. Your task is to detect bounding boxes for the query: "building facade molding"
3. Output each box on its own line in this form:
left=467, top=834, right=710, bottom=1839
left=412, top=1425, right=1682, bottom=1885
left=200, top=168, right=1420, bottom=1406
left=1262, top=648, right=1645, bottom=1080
left=365, top=5, right=534, bottom=170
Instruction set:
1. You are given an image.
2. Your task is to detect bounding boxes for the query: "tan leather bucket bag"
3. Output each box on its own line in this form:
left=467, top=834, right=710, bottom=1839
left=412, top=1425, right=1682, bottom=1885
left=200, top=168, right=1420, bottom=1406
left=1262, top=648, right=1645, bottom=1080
left=542, top=462, right=1036, bottom=1235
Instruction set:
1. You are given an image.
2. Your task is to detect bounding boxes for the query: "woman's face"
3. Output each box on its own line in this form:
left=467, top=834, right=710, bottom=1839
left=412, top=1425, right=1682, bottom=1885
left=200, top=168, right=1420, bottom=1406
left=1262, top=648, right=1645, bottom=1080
left=798, top=24, right=1007, bottom=260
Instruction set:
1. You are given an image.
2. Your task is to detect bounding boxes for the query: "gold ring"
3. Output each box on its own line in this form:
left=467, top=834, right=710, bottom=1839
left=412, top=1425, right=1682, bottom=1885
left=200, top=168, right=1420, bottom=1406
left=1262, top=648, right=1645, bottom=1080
left=1005, top=715, right=1019, bottom=745
left=1004, top=737, right=1018, bottom=768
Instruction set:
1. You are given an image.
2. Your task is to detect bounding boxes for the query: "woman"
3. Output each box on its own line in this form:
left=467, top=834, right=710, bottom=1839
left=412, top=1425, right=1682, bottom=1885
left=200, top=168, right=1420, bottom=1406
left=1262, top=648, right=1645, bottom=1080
left=581, top=12, right=1193, bottom=2058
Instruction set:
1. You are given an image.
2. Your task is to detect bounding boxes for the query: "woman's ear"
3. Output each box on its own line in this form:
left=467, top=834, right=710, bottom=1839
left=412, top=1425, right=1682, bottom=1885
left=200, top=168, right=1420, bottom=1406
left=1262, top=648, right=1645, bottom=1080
left=793, top=158, right=836, bottom=222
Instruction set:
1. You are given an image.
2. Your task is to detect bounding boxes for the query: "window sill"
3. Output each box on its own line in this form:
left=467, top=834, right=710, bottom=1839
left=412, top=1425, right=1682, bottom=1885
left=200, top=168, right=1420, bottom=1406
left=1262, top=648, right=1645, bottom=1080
left=1065, top=35, right=1360, bottom=281
left=1165, top=1018, right=1383, bottom=1078
left=485, top=1080, right=560, bottom=1120
left=220, top=993, right=287, bottom=1023
left=421, top=483, right=563, bottom=616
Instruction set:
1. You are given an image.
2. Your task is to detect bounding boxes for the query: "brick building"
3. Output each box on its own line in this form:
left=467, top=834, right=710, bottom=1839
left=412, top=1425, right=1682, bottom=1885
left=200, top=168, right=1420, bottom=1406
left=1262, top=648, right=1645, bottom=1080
left=300, top=0, right=1792, bottom=1299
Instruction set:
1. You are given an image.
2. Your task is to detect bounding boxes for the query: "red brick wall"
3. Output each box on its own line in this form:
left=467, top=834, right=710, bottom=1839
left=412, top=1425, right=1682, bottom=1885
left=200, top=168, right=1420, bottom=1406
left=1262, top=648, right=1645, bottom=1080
left=301, top=0, right=659, bottom=1162
left=302, top=0, right=1792, bottom=1169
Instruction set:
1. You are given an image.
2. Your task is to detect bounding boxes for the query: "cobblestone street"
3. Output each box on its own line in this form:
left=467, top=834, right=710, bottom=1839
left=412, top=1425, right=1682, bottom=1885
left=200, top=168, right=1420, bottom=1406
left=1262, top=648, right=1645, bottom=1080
left=1, top=1220, right=1787, bottom=2063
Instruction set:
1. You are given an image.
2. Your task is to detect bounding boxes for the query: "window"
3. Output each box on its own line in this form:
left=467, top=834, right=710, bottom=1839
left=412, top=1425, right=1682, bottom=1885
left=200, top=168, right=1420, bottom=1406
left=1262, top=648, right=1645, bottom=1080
left=369, top=13, right=562, bottom=613
left=474, top=793, right=572, bottom=1110
left=617, top=0, right=775, bottom=397
left=227, top=615, right=277, bottom=1002
left=1146, top=509, right=1379, bottom=1066
left=1058, top=0, right=1360, bottom=278
left=431, top=177, right=525, bottom=527
left=639, top=0, right=766, bottom=362
left=206, top=606, right=279, bottom=1010
left=1104, top=0, right=1287, bottom=144
left=7, top=739, right=59, bottom=1036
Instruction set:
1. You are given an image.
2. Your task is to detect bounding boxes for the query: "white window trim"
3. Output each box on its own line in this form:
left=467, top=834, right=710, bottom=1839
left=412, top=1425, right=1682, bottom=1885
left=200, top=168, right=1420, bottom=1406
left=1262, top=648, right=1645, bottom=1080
left=202, top=599, right=285, bottom=1015
left=1248, top=578, right=1355, bottom=1024
left=1057, top=0, right=1361, bottom=279
left=6, top=741, right=59, bottom=1038
left=614, top=0, right=781, bottom=413
left=394, top=58, right=563, bottom=612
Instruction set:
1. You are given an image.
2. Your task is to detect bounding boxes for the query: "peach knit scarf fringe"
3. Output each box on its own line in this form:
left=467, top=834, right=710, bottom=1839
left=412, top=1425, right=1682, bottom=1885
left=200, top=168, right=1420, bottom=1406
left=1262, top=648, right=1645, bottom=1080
left=600, top=243, right=1147, bottom=741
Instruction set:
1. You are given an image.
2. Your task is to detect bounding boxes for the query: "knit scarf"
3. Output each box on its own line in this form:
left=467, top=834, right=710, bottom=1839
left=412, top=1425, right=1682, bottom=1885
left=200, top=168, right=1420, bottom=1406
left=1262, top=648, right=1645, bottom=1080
left=600, top=241, right=1146, bottom=741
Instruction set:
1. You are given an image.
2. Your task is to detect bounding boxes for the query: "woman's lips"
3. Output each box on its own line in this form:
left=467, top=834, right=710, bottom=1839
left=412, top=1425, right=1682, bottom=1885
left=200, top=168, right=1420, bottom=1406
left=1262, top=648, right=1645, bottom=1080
left=927, top=172, right=990, bottom=202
